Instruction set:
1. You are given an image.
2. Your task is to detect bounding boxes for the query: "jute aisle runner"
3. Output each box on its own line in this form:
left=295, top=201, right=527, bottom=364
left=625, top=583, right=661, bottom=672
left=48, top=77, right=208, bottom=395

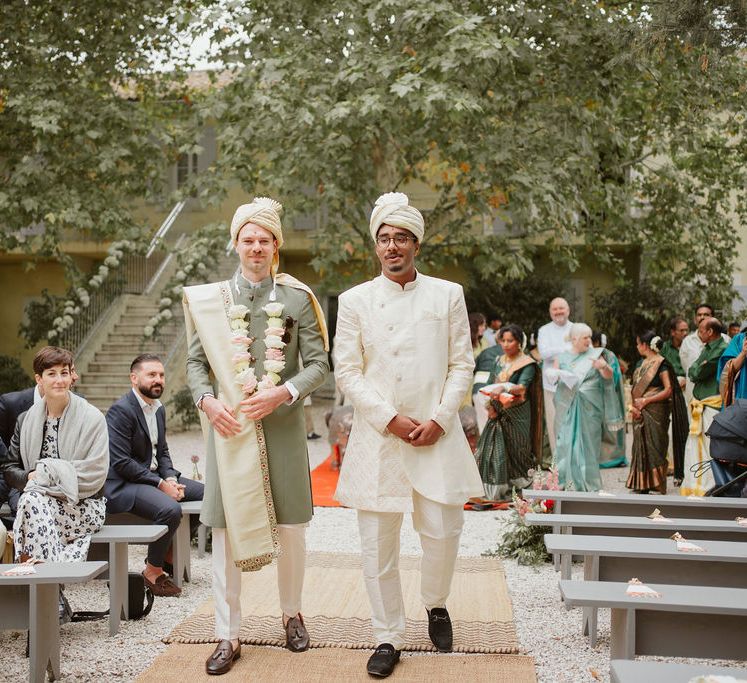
left=138, top=645, right=536, bottom=682
left=163, top=552, right=519, bottom=653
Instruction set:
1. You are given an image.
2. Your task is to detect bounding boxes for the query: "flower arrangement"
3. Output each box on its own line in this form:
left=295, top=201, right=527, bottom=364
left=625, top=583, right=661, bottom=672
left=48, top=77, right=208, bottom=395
left=47, top=239, right=140, bottom=341
left=492, top=468, right=560, bottom=566
left=190, top=454, right=203, bottom=481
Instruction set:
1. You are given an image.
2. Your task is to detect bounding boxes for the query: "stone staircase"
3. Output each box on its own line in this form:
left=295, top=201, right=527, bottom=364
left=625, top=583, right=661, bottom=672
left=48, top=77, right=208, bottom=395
left=75, top=252, right=238, bottom=414
left=75, top=296, right=180, bottom=412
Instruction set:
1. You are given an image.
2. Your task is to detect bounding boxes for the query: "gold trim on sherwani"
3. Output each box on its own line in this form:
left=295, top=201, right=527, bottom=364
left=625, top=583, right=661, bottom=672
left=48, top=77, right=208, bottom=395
left=184, top=281, right=279, bottom=571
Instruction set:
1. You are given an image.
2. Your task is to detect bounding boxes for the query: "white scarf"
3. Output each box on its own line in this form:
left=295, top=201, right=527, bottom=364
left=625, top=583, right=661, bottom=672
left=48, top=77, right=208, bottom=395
left=20, top=392, right=109, bottom=504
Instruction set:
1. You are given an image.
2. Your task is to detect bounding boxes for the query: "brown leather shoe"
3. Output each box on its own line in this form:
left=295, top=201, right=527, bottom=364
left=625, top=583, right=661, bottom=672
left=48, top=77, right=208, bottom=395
left=205, top=640, right=241, bottom=675
left=142, top=572, right=182, bottom=597
left=284, top=614, right=310, bottom=652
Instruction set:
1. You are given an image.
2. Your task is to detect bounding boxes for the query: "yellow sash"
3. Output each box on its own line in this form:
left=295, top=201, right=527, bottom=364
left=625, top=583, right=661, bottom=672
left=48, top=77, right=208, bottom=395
left=689, top=395, right=722, bottom=435
left=183, top=282, right=278, bottom=571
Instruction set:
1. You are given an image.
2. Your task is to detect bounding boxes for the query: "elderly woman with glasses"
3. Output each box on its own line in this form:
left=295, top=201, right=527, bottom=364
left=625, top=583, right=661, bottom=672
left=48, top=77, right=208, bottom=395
left=546, top=323, right=625, bottom=492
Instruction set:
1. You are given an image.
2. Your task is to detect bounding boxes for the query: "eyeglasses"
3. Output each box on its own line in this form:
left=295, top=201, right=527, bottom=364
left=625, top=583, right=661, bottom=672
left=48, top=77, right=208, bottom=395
left=376, top=234, right=416, bottom=247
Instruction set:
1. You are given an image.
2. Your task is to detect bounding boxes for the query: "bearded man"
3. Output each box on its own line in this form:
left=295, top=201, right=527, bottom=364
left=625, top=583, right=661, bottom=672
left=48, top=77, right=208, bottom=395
left=105, top=354, right=204, bottom=597
left=334, top=192, right=484, bottom=678
left=184, top=197, right=329, bottom=675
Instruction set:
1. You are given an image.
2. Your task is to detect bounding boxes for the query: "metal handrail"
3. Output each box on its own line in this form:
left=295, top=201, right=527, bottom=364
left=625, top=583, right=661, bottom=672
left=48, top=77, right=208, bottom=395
left=56, top=201, right=186, bottom=355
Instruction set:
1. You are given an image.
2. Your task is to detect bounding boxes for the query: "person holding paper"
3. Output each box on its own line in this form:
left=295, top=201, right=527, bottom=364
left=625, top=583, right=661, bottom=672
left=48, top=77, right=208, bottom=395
left=549, top=323, right=624, bottom=491
left=472, top=324, right=544, bottom=501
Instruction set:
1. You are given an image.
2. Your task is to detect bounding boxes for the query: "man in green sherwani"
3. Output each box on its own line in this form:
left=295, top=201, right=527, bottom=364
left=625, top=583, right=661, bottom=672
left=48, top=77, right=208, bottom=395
left=185, top=197, right=329, bottom=675
left=689, top=317, right=728, bottom=400
left=681, top=316, right=727, bottom=496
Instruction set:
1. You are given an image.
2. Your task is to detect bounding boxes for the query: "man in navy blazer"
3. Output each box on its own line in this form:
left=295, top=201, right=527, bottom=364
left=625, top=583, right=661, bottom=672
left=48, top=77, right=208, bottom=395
left=0, top=386, right=36, bottom=514
left=105, top=354, right=203, bottom=597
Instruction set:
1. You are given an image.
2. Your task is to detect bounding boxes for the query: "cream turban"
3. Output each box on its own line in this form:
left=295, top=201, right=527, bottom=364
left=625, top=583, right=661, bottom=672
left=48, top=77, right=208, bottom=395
left=230, top=197, right=284, bottom=247
left=369, top=192, right=425, bottom=242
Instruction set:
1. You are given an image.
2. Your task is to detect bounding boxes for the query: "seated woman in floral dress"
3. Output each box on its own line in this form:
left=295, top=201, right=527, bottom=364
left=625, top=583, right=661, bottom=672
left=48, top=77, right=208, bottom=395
left=473, top=324, right=544, bottom=501
left=1, top=346, right=109, bottom=564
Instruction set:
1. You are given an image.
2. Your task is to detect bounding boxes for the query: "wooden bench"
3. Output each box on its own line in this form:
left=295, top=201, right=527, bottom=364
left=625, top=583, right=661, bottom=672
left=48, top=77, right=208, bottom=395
left=610, top=659, right=747, bottom=683
left=544, top=533, right=747, bottom=645
left=88, top=524, right=167, bottom=635
left=0, top=561, right=107, bottom=682
left=527, top=513, right=747, bottom=578
left=522, top=488, right=747, bottom=519
left=105, top=500, right=203, bottom=587
left=560, top=580, right=747, bottom=662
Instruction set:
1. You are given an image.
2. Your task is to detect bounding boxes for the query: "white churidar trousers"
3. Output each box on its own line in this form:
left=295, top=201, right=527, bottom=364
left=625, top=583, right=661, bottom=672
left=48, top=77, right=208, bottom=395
left=212, top=524, right=306, bottom=640
left=357, top=490, right=464, bottom=650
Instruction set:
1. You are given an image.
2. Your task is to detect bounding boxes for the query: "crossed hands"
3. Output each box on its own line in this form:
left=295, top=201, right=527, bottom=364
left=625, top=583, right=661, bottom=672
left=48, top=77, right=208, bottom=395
left=159, top=479, right=186, bottom=501
left=387, top=415, right=444, bottom=447
left=202, top=388, right=291, bottom=439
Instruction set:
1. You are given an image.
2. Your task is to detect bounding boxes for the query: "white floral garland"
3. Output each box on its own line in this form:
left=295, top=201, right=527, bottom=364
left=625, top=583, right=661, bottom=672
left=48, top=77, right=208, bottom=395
left=229, top=301, right=288, bottom=397
left=47, top=239, right=138, bottom=340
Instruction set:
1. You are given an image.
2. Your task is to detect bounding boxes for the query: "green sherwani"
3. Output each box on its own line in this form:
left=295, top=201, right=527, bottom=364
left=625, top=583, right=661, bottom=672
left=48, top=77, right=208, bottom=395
left=688, top=337, right=727, bottom=400
left=186, top=273, right=329, bottom=528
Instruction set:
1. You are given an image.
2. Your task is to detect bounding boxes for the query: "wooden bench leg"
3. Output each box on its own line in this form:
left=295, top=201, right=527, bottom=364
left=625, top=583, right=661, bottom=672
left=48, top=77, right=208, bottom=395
left=29, top=583, right=60, bottom=683
left=610, top=608, right=635, bottom=660
left=197, top=524, right=207, bottom=559
left=582, top=555, right=599, bottom=644
left=109, top=542, right=128, bottom=635
left=172, top=515, right=192, bottom=588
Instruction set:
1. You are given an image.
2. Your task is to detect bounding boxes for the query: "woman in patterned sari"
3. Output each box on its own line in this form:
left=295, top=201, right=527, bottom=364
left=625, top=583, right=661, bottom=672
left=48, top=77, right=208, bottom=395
left=549, top=323, right=624, bottom=492
left=626, top=330, right=688, bottom=493
left=473, top=324, right=544, bottom=501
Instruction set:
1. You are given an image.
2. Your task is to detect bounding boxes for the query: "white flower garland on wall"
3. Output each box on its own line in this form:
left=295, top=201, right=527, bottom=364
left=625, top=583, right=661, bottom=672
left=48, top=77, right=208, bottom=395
left=47, top=239, right=138, bottom=341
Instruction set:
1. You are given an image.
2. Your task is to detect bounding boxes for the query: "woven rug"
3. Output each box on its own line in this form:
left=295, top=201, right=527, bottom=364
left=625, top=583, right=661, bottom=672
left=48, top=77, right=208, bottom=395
left=163, top=552, right=519, bottom=653
left=137, top=644, right=536, bottom=682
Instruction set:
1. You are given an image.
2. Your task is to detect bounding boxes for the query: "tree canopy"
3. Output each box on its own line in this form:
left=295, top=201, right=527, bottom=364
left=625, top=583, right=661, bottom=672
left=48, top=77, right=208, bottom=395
left=0, top=1, right=200, bottom=274
left=187, top=0, right=746, bottom=310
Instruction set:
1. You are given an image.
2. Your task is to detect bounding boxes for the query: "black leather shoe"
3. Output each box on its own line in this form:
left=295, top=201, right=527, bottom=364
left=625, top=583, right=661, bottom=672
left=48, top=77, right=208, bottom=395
left=205, top=640, right=241, bottom=675
left=284, top=614, right=310, bottom=652
left=427, top=607, right=453, bottom=652
left=367, top=643, right=401, bottom=678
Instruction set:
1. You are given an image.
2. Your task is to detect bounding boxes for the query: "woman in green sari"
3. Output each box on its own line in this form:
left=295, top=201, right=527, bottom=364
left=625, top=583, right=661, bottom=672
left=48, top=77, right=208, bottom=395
left=549, top=323, right=624, bottom=492
left=473, top=324, right=544, bottom=501
left=626, top=330, right=688, bottom=494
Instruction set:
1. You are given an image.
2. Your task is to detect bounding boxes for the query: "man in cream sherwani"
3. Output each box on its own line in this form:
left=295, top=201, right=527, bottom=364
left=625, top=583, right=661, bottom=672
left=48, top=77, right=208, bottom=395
left=334, top=192, right=484, bottom=678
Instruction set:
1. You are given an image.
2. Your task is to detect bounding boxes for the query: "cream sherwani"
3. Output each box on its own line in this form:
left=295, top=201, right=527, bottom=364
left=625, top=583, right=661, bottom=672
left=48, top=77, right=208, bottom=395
left=334, top=273, right=483, bottom=509
left=334, top=272, right=483, bottom=649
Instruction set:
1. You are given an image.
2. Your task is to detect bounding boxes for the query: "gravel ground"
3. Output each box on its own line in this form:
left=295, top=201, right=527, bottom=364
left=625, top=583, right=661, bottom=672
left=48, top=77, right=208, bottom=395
left=2, top=400, right=746, bottom=681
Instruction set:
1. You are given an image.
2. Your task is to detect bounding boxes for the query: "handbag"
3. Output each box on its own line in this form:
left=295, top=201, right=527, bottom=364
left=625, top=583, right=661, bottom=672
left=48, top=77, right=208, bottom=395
left=73, top=572, right=154, bottom=622
left=127, top=571, right=155, bottom=620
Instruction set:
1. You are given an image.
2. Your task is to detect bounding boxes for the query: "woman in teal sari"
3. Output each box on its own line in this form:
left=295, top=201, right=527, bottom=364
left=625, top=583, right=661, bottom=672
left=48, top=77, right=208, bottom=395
left=473, top=324, right=544, bottom=501
left=549, top=323, right=625, bottom=491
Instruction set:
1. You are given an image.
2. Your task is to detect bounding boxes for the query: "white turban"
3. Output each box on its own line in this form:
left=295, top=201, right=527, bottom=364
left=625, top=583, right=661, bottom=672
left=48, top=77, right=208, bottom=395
left=369, top=192, right=425, bottom=242
left=230, top=197, right=284, bottom=248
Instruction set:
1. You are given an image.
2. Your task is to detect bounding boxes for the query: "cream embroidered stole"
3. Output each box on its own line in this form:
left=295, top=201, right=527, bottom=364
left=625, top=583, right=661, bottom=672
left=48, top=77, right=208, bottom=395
left=183, top=281, right=278, bottom=571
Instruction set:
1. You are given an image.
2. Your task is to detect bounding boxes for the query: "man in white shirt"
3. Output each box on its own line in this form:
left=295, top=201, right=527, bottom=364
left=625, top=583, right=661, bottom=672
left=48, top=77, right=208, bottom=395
left=537, top=297, right=574, bottom=455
